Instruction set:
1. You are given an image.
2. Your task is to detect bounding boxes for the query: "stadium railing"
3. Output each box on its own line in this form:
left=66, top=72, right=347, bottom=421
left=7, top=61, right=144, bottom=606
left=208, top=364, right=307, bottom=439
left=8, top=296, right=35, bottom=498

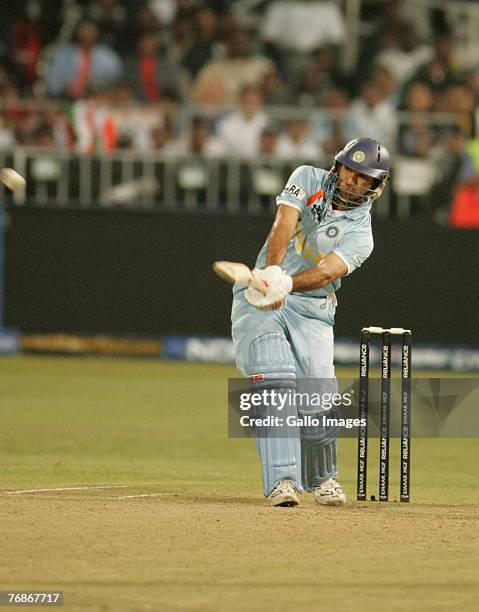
left=0, top=105, right=467, bottom=218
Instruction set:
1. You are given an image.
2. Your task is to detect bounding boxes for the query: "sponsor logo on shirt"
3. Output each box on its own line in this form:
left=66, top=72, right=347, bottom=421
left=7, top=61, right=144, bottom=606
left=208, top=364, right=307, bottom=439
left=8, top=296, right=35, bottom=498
left=311, top=203, right=323, bottom=222
left=326, top=225, right=339, bottom=238
left=284, top=183, right=306, bottom=200
left=307, top=190, right=326, bottom=222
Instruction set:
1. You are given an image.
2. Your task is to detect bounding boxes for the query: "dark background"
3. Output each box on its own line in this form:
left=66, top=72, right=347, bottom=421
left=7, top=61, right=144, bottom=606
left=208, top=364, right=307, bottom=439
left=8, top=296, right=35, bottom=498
left=4, top=207, right=479, bottom=345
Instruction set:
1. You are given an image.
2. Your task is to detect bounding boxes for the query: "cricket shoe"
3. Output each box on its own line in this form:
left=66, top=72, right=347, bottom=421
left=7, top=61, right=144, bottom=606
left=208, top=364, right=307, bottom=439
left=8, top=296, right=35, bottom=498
left=268, top=479, right=300, bottom=507
left=313, top=478, right=346, bottom=506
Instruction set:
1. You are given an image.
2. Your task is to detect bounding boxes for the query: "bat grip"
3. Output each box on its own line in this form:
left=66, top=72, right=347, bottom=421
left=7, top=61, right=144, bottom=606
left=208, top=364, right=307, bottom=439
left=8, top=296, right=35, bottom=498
left=249, top=275, right=268, bottom=295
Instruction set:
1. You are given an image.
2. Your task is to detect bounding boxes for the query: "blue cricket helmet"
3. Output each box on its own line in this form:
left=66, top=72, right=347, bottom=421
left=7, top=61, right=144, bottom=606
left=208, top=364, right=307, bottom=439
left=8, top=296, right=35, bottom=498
left=323, top=137, right=391, bottom=211
left=335, top=137, right=390, bottom=181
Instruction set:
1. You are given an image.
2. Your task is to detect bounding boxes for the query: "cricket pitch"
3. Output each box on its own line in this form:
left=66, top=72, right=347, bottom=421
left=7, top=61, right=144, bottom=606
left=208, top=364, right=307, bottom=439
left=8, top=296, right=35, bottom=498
left=1, top=357, right=478, bottom=611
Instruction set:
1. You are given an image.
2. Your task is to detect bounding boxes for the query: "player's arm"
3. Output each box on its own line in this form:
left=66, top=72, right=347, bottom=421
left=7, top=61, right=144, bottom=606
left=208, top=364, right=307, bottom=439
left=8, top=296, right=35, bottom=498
left=291, top=252, right=348, bottom=292
left=291, top=226, right=373, bottom=293
left=265, top=204, right=299, bottom=266
left=247, top=245, right=347, bottom=310
left=264, top=203, right=347, bottom=293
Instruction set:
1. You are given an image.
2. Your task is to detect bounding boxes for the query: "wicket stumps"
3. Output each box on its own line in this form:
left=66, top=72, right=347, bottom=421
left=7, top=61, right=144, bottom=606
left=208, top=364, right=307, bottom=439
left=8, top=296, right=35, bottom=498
left=356, top=327, right=412, bottom=503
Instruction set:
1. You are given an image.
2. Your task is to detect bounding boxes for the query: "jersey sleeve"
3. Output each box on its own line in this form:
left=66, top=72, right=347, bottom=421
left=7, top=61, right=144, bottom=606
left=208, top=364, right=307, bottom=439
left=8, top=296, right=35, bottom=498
left=333, top=224, right=374, bottom=275
left=276, top=165, right=314, bottom=218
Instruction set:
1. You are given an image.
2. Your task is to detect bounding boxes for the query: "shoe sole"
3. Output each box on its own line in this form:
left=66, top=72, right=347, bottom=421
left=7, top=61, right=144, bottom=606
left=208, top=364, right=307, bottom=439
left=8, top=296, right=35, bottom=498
left=314, top=496, right=346, bottom=507
left=271, top=494, right=299, bottom=507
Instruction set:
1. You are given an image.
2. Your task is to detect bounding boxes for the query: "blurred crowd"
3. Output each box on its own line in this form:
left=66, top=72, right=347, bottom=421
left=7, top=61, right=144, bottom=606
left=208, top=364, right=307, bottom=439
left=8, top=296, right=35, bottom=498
left=1, top=0, right=479, bottom=224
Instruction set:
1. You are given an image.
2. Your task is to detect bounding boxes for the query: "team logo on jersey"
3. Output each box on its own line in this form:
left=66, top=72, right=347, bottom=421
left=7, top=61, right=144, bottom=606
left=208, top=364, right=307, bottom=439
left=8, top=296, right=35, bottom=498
left=352, top=150, right=366, bottom=163
left=284, top=183, right=306, bottom=200
left=326, top=225, right=339, bottom=238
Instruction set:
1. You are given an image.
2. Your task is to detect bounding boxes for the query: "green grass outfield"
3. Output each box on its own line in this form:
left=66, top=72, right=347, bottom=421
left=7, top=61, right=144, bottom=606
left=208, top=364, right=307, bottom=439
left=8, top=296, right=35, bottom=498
left=1, top=356, right=478, bottom=611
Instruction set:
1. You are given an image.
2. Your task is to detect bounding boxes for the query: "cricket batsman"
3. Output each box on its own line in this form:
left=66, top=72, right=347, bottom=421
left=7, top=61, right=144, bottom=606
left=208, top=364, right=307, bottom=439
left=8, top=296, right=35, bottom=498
left=231, top=137, right=390, bottom=506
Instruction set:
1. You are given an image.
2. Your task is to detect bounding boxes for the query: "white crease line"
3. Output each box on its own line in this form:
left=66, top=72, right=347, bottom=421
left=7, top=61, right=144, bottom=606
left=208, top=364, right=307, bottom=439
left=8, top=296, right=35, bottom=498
left=3, top=485, right=135, bottom=495
left=114, top=493, right=174, bottom=500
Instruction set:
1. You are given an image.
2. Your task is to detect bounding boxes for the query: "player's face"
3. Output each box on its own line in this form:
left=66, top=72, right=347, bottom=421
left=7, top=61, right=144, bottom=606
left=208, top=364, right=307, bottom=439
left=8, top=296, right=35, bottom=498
left=337, top=164, right=374, bottom=205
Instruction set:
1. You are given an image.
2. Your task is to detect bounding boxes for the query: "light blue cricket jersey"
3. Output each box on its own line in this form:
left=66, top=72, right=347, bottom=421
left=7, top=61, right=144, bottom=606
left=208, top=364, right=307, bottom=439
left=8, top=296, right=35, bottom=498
left=255, top=165, right=374, bottom=298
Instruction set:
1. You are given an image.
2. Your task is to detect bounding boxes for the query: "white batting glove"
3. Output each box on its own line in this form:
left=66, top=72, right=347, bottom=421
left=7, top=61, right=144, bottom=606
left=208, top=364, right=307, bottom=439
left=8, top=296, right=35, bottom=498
left=245, top=266, right=293, bottom=311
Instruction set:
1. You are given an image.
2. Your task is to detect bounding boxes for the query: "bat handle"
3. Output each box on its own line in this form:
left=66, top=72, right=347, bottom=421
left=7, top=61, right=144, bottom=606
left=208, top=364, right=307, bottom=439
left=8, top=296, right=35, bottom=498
left=249, top=274, right=268, bottom=295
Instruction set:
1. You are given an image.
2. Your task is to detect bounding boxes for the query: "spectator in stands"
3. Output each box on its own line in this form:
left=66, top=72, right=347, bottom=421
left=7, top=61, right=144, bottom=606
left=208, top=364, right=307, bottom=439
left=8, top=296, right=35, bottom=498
left=97, top=78, right=168, bottom=151
left=10, top=5, right=42, bottom=88
left=449, top=137, right=479, bottom=228
left=371, top=65, right=399, bottom=107
left=398, top=81, right=437, bottom=157
left=314, top=88, right=358, bottom=155
left=44, top=21, right=122, bottom=98
left=120, top=3, right=161, bottom=54
left=245, top=123, right=283, bottom=209
left=444, top=81, right=476, bottom=135
left=31, top=122, right=55, bottom=147
left=151, top=122, right=175, bottom=151
left=260, top=70, right=291, bottom=105
left=0, top=115, right=15, bottom=150
left=373, top=22, right=432, bottom=87
left=71, top=86, right=119, bottom=152
left=12, top=113, right=38, bottom=146
left=258, top=123, right=280, bottom=156
left=212, top=85, right=268, bottom=157
left=449, top=183, right=479, bottom=228
left=1, top=79, right=72, bottom=148
left=463, top=69, right=479, bottom=101
left=360, top=0, right=403, bottom=45
left=409, top=32, right=458, bottom=92
left=188, top=117, right=216, bottom=156
left=0, top=81, right=38, bottom=146
left=350, top=79, right=397, bottom=148
left=126, top=33, right=182, bottom=103
left=261, top=0, right=345, bottom=53
left=0, top=82, right=27, bottom=123
left=82, top=0, right=127, bottom=51
left=148, top=0, right=178, bottom=26
left=34, top=100, right=74, bottom=150
left=182, top=7, right=219, bottom=79
left=163, top=116, right=219, bottom=157
left=277, top=118, right=321, bottom=161
left=429, top=128, right=477, bottom=225
left=167, top=8, right=196, bottom=68
left=295, top=47, right=349, bottom=107
left=191, top=26, right=275, bottom=106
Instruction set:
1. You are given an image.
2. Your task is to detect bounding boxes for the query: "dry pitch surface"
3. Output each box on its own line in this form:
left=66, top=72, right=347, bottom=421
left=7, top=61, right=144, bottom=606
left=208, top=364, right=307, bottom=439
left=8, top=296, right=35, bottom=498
left=1, top=356, right=478, bottom=611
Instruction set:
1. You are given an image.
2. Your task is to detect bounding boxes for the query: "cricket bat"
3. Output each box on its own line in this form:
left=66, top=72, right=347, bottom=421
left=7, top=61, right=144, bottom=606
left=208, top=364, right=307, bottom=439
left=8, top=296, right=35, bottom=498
left=213, top=261, right=267, bottom=294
